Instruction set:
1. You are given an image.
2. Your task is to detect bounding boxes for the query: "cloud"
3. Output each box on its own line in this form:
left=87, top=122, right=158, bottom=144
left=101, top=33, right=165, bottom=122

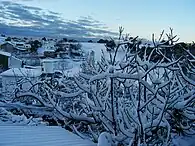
left=0, top=1, right=117, bottom=40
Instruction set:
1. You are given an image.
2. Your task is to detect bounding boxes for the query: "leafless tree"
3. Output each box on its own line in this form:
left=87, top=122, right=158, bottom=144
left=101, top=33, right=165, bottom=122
left=1, top=27, right=195, bottom=146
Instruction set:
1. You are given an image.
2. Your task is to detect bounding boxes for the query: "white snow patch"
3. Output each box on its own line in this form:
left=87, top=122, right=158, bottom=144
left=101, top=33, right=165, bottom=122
left=97, top=132, right=112, bottom=146
left=0, top=126, right=95, bottom=146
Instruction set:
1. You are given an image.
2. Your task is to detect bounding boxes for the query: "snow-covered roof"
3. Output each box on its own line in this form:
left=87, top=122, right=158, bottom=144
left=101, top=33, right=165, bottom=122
left=0, top=68, right=42, bottom=77
left=1, top=41, right=14, bottom=46
left=0, top=50, right=11, bottom=57
left=0, top=126, right=95, bottom=146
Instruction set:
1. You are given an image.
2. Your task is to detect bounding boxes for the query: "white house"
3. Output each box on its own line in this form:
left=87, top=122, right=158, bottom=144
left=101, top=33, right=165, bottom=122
left=0, top=68, right=42, bottom=97
left=40, top=58, right=70, bottom=74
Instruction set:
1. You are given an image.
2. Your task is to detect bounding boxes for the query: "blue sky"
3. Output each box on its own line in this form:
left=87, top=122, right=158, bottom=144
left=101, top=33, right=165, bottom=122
left=1, top=0, right=195, bottom=42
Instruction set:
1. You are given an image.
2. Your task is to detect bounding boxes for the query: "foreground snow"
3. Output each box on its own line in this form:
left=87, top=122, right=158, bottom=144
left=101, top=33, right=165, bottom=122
left=0, top=126, right=96, bottom=146
left=0, top=126, right=194, bottom=146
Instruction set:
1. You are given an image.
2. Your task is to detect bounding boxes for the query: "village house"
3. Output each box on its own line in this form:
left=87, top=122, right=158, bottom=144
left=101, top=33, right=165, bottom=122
left=40, top=58, right=69, bottom=74
left=0, top=41, right=31, bottom=54
left=0, top=42, right=15, bottom=53
left=14, top=42, right=31, bottom=51
left=18, top=55, right=41, bottom=66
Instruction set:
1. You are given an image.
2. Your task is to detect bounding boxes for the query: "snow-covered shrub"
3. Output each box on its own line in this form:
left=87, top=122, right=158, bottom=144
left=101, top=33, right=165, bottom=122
left=0, top=107, right=45, bottom=125
left=3, top=27, right=195, bottom=146
left=70, top=27, right=195, bottom=145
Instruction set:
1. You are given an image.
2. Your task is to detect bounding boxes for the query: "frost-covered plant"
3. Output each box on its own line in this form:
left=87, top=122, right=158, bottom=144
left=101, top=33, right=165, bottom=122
left=3, top=27, right=195, bottom=146
left=0, top=107, right=44, bottom=125
left=70, top=27, right=195, bottom=145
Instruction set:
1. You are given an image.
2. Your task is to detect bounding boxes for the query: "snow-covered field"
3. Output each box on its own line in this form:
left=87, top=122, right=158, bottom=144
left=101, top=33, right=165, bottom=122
left=62, top=42, right=106, bottom=76
left=66, top=42, right=125, bottom=76
left=81, top=42, right=106, bottom=61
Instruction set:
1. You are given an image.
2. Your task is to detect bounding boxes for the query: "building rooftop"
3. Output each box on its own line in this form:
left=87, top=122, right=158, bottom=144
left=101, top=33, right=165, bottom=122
left=0, top=126, right=95, bottom=146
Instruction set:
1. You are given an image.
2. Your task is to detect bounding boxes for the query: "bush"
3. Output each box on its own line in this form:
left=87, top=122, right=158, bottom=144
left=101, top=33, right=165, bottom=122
left=69, top=43, right=82, bottom=56
left=63, top=38, right=68, bottom=42
left=42, top=37, right=47, bottom=41
left=30, top=40, right=42, bottom=52
left=5, top=27, right=195, bottom=146
left=5, top=37, right=11, bottom=41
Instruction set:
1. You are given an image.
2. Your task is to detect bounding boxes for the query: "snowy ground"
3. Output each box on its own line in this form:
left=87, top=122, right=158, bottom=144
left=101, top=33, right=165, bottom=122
left=62, top=42, right=106, bottom=76
left=81, top=42, right=124, bottom=61
left=65, top=42, right=125, bottom=76
left=0, top=126, right=96, bottom=146
left=81, top=42, right=106, bottom=61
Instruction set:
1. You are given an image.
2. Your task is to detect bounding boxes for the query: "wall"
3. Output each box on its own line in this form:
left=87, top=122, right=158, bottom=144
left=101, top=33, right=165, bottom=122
left=8, top=56, right=22, bottom=68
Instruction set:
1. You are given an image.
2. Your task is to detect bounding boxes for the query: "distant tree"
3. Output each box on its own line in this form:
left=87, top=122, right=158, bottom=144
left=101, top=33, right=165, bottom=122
left=42, top=37, right=47, bottom=41
left=1, top=34, right=5, bottom=37
left=97, top=39, right=104, bottom=43
left=24, top=37, right=28, bottom=40
left=68, top=39, right=73, bottom=42
left=68, top=39, right=77, bottom=43
left=88, top=40, right=93, bottom=43
left=30, top=40, right=42, bottom=52
left=63, top=38, right=68, bottom=42
left=97, top=39, right=108, bottom=43
left=5, top=37, right=11, bottom=41
left=69, top=43, right=82, bottom=56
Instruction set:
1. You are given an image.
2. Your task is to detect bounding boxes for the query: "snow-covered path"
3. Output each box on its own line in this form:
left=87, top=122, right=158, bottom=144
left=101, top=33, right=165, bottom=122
left=0, top=126, right=96, bottom=146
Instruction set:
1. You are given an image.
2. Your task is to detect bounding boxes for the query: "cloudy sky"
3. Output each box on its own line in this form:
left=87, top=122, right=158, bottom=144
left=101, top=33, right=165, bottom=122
left=0, top=0, right=194, bottom=42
